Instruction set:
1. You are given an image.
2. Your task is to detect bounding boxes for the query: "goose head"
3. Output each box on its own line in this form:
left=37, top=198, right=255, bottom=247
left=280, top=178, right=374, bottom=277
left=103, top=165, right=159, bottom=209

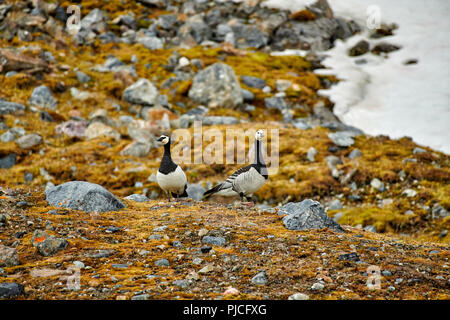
left=255, top=129, right=265, bottom=141
left=157, top=135, right=170, bottom=145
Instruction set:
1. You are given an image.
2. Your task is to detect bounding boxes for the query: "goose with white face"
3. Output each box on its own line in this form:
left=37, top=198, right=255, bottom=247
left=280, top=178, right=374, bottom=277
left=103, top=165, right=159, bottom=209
left=157, top=135, right=170, bottom=145
left=255, top=129, right=265, bottom=141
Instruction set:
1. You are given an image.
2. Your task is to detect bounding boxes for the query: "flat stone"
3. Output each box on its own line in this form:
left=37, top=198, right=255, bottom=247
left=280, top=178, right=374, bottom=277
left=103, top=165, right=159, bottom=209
left=0, top=245, right=20, bottom=267
left=15, top=133, right=43, bottom=149
left=123, top=78, right=160, bottom=106
left=250, top=271, right=268, bottom=285
left=0, top=283, right=24, bottom=298
left=201, top=236, right=226, bottom=246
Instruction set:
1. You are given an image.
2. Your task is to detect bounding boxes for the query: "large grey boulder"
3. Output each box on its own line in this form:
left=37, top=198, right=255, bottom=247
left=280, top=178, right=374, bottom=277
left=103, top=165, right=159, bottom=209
left=280, top=199, right=344, bottom=232
left=0, top=283, right=24, bottom=298
left=123, top=78, right=160, bottom=106
left=188, top=63, right=243, bottom=108
left=45, top=181, right=125, bottom=212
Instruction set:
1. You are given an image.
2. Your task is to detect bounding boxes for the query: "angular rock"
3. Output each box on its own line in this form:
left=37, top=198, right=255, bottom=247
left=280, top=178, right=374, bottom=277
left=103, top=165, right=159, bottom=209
left=264, top=96, right=288, bottom=110
left=328, top=131, right=357, bottom=147
left=0, top=283, right=24, bottom=298
left=0, top=100, right=26, bottom=115
left=241, top=75, right=266, bottom=89
left=202, top=236, right=226, bottom=246
left=45, top=181, right=125, bottom=212
left=15, top=133, right=43, bottom=149
left=37, top=236, right=68, bottom=256
left=55, top=120, right=88, bottom=138
left=124, top=194, right=150, bottom=202
left=307, top=147, right=317, bottom=162
left=29, top=85, right=57, bottom=110
left=188, top=63, right=243, bottom=108
left=371, top=42, right=401, bottom=55
left=280, top=199, right=344, bottom=232
left=76, top=71, right=91, bottom=83
left=123, top=78, right=160, bottom=106
left=186, top=184, right=206, bottom=201
left=85, top=122, right=120, bottom=141
left=250, top=271, right=268, bottom=285
left=432, top=203, right=449, bottom=219
left=154, top=258, right=170, bottom=267
left=370, top=178, right=385, bottom=191
left=348, top=40, right=370, bottom=56
left=0, top=245, right=20, bottom=267
left=120, top=140, right=153, bottom=157
left=348, top=148, right=363, bottom=159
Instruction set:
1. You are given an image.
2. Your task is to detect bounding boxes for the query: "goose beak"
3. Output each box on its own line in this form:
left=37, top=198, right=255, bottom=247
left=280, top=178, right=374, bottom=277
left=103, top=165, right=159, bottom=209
left=157, top=136, right=165, bottom=142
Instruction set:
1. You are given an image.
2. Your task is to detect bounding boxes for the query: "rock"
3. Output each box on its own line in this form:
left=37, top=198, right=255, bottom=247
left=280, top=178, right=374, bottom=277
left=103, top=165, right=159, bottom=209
left=371, top=43, right=401, bottom=55
left=328, top=131, right=357, bottom=147
left=202, top=116, right=239, bottom=126
left=311, top=282, right=324, bottom=290
left=413, top=147, right=426, bottom=154
left=188, top=63, right=243, bottom=108
left=402, top=189, right=417, bottom=197
left=0, top=245, right=20, bottom=267
left=37, top=236, right=68, bottom=256
left=328, top=199, right=342, bottom=210
left=154, top=258, right=170, bottom=267
left=120, top=141, right=153, bottom=157
left=382, top=270, right=392, bottom=277
left=348, top=40, right=370, bottom=56
left=338, top=252, right=360, bottom=262
left=172, top=279, right=190, bottom=289
left=76, top=71, right=91, bottom=83
left=276, top=79, right=292, bottom=92
left=85, top=122, right=120, bottom=141
left=348, top=148, right=363, bottom=159
left=15, top=133, right=43, bottom=149
left=45, top=181, right=125, bottom=212
left=280, top=200, right=344, bottom=232
left=288, top=293, right=309, bottom=300
left=250, top=271, right=268, bottom=285
left=29, top=85, right=57, bottom=110
left=364, top=225, right=377, bottom=233
left=241, top=75, right=266, bottom=89
left=264, top=96, right=288, bottom=110
left=123, top=78, right=160, bottom=106
left=39, top=110, right=54, bottom=122
left=231, top=23, right=269, bottom=49
left=198, top=265, right=214, bottom=274
left=55, top=120, right=88, bottom=138
left=70, top=87, right=95, bottom=101
left=325, top=155, right=342, bottom=179
left=136, top=34, right=165, bottom=50
left=73, top=261, right=85, bottom=269
left=178, top=14, right=211, bottom=45
left=0, top=100, right=26, bottom=115
left=307, top=147, right=317, bottom=162
left=370, top=178, right=385, bottom=192
left=186, top=184, right=206, bottom=201
left=0, top=283, right=24, bottom=298
left=241, top=89, right=254, bottom=102
left=132, top=294, right=150, bottom=300
left=0, top=130, right=16, bottom=142
left=202, top=236, right=226, bottom=246
left=124, top=194, right=150, bottom=202
left=432, top=203, right=449, bottom=219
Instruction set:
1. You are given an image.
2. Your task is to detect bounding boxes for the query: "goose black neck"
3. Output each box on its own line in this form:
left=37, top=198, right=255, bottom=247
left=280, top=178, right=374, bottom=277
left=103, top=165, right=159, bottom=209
left=163, top=140, right=171, bottom=159
left=254, top=138, right=264, bottom=165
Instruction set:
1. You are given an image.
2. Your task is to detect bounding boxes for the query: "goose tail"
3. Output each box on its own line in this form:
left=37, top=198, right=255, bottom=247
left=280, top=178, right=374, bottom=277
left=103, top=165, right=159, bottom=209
left=203, top=183, right=224, bottom=199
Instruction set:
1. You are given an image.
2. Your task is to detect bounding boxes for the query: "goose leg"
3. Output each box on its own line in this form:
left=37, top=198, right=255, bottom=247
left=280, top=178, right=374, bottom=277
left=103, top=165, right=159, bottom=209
left=166, top=191, right=171, bottom=202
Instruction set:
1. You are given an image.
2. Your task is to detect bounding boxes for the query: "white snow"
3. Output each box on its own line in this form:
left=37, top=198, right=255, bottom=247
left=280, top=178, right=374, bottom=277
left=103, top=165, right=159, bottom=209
left=266, top=0, right=450, bottom=154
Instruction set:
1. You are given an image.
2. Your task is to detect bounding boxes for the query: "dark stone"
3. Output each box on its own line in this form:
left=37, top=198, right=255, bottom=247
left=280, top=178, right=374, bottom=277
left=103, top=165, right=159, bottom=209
left=36, top=236, right=68, bottom=256
left=264, top=97, right=288, bottom=110
left=39, top=111, right=54, bottom=122
left=200, top=246, right=212, bottom=253
left=0, top=154, right=16, bottom=169
left=348, top=40, right=370, bottom=56
left=241, top=75, right=266, bottom=89
left=338, top=252, right=360, bottom=262
left=202, top=236, right=226, bottom=246
left=0, top=283, right=24, bottom=298
left=371, top=42, right=401, bottom=55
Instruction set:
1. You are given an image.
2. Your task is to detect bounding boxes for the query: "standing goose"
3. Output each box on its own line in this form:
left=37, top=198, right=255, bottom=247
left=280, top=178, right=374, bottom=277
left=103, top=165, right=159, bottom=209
left=203, top=129, right=268, bottom=202
left=156, top=135, right=188, bottom=201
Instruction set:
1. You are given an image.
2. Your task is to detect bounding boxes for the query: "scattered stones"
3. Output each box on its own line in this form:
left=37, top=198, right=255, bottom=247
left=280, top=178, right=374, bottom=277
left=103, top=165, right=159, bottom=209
left=202, top=236, right=226, bottom=246
left=188, top=63, right=243, bottom=108
left=432, top=203, right=449, bottom=219
left=172, top=279, right=190, bottom=289
left=328, top=131, right=357, bottom=147
left=85, top=122, right=120, bottom=141
left=250, top=271, right=268, bottom=285
left=348, top=148, right=363, bottom=159
left=29, top=85, right=57, bottom=110
left=198, top=264, right=214, bottom=274
left=370, top=178, right=385, bottom=192
left=264, top=96, right=288, bottom=110
left=280, top=199, right=344, bottom=232
left=45, top=181, right=125, bottom=212
left=15, top=133, right=43, bottom=149
left=0, top=245, right=20, bottom=267
left=55, top=120, right=88, bottom=138
left=123, top=78, right=160, bottom=106
left=202, top=116, right=239, bottom=126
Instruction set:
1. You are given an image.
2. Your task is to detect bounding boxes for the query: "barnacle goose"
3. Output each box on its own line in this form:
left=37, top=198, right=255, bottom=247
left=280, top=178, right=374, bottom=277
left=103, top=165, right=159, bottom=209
left=203, top=129, right=268, bottom=202
left=156, top=135, right=188, bottom=201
